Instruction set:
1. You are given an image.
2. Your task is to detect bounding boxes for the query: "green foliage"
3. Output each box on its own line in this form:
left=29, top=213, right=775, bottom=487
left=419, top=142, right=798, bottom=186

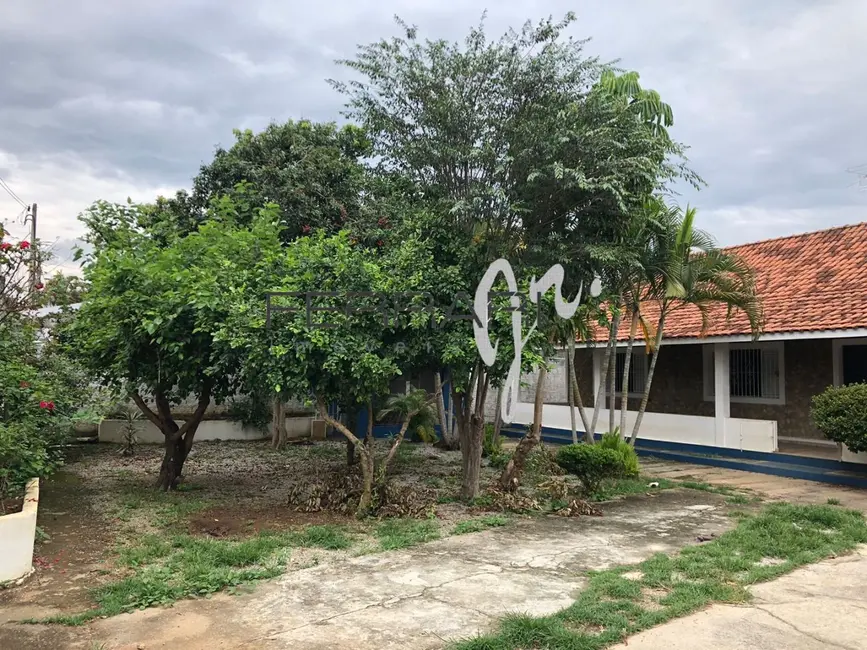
left=227, top=393, right=271, bottom=433
left=452, top=503, right=867, bottom=649
left=555, top=444, right=630, bottom=495
left=597, top=430, right=640, bottom=478
left=811, top=383, right=867, bottom=452
left=482, top=423, right=502, bottom=458
left=36, top=272, right=88, bottom=307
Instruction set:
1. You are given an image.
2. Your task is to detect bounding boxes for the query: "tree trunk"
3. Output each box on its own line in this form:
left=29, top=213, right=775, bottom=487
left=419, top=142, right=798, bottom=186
left=316, top=396, right=372, bottom=516
left=566, top=349, right=578, bottom=444
left=435, top=371, right=458, bottom=449
left=629, top=312, right=666, bottom=446
left=132, top=386, right=210, bottom=492
left=498, top=364, right=547, bottom=491
left=271, top=398, right=287, bottom=449
left=567, top=336, right=593, bottom=443
left=492, top=384, right=503, bottom=447
left=607, top=312, right=621, bottom=434
left=459, top=366, right=488, bottom=500
left=619, top=310, right=640, bottom=437
left=589, top=311, right=620, bottom=437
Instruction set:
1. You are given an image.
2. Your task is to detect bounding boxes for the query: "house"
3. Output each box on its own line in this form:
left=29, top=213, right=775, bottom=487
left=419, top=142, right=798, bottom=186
left=499, top=222, right=867, bottom=475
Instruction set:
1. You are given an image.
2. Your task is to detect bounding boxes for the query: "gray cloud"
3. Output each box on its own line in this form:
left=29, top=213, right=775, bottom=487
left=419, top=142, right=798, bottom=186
left=1, top=0, right=865, bottom=256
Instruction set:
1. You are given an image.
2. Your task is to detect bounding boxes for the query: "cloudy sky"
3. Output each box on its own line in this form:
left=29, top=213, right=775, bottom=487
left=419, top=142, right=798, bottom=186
left=1, top=0, right=865, bottom=275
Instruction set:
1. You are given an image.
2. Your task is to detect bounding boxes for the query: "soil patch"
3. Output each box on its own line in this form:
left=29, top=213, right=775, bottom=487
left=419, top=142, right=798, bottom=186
left=189, top=505, right=355, bottom=537
left=1, top=495, right=23, bottom=515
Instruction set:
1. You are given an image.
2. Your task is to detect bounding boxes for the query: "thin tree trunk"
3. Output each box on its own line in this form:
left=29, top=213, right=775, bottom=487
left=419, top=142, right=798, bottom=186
left=590, top=311, right=620, bottom=438
left=629, top=312, right=666, bottom=446
left=365, top=400, right=374, bottom=448
left=567, top=336, right=593, bottom=442
left=435, top=371, right=458, bottom=449
left=619, top=310, right=640, bottom=437
left=492, top=384, right=503, bottom=447
left=566, top=348, right=578, bottom=444
left=499, top=364, right=547, bottom=491
left=607, top=311, right=621, bottom=434
left=317, top=396, right=373, bottom=515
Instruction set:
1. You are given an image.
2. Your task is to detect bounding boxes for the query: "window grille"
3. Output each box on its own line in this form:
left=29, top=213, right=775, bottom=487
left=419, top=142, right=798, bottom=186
left=705, top=345, right=782, bottom=402
left=609, top=350, right=648, bottom=396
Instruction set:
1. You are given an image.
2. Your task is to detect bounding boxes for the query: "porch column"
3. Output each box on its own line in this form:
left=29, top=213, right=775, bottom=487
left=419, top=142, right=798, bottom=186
left=713, top=342, right=730, bottom=447
left=592, top=348, right=602, bottom=405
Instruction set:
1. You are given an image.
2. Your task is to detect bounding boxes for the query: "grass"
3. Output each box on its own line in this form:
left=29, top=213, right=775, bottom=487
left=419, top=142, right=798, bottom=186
left=588, top=477, right=676, bottom=502
left=33, top=525, right=353, bottom=626
left=452, top=515, right=509, bottom=535
left=375, top=518, right=441, bottom=550
left=451, top=502, right=867, bottom=649
left=827, top=497, right=841, bottom=505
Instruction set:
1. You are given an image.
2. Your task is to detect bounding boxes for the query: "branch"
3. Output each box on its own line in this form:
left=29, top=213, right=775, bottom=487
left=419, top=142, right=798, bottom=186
left=131, top=391, right=162, bottom=430
left=317, top=395, right=365, bottom=450
left=176, top=382, right=212, bottom=444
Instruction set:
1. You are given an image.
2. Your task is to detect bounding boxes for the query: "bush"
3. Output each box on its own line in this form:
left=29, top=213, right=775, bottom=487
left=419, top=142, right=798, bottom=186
left=483, top=423, right=502, bottom=458
left=228, top=394, right=271, bottom=433
left=555, top=443, right=629, bottom=495
left=811, top=384, right=867, bottom=453
left=598, top=429, right=640, bottom=478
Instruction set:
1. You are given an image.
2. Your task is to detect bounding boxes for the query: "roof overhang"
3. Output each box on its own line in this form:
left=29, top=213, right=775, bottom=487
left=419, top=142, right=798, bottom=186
left=575, top=327, right=867, bottom=348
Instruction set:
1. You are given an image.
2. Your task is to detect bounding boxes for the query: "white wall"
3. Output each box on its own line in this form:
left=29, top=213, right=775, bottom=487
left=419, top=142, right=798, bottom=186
left=507, top=401, right=778, bottom=453
left=98, top=418, right=313, bottom=444
left=0, top=478, right=39, bottom=583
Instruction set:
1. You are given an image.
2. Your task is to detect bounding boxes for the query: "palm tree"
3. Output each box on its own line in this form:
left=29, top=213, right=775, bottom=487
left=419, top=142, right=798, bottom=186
left=626, top=205, right=763, bottom=445
left=376, top=389, right=439, bottom=484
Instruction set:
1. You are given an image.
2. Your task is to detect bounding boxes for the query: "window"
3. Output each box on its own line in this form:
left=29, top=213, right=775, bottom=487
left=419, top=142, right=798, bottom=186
left=703, top=343, right=785, bottom=405
left=606, top=350, right=648, bottom=397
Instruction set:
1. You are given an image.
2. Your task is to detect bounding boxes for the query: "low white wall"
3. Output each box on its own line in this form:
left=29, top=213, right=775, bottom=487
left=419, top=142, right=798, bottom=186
left=842, top=445, right=867, bottom=465
left=508, top=402, right=778, bottom=453
left=99, top=418, right=312, bottom=444
left=0, top=478, right=39, bottom=583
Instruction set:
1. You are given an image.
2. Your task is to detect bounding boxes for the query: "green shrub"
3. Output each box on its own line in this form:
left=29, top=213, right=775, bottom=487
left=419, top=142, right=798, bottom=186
left=555, top=443, right=628, bottom=495
left=227, top=393, right=271, bottom=433
left=482, top=423, right=502, bottom=458
left=598, top=429, right=640, bottom=478
left=811, top=384, right=867, bottom=452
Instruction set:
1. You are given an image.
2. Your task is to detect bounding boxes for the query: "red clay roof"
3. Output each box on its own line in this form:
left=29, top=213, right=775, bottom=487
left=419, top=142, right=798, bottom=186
left=594, top=221, right=867, bottom=341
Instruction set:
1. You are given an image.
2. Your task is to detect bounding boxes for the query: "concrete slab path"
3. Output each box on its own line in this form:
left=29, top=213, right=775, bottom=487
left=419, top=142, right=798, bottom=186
left=612, top=546, right=867, bottom=650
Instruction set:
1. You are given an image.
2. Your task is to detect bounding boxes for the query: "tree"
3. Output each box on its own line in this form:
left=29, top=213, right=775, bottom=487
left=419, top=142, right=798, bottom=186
left=69, top=192, right=285, bottom=490
left=146, top=121, right=372, bottom=244
left=38, top=272, right=88, bottom=307
left=625, top=204, right=763, bottom=444
left=334, top=14, right=701, bottom=497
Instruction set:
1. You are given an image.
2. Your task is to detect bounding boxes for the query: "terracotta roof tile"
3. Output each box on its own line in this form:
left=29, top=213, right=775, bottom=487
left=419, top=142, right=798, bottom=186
left=590, top=221, right=867, bottom=341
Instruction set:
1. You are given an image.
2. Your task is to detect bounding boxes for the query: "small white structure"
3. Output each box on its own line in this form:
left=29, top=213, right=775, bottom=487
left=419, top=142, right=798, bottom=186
left=0, top=478, right=39, bottom=583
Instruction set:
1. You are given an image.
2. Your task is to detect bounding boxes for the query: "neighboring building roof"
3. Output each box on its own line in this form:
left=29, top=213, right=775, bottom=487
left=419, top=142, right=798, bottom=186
left=587, top=222, right=867, bottom=344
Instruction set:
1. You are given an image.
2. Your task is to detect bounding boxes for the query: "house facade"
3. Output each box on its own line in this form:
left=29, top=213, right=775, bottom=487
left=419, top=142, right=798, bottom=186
left=503, top=222, right=867, bottom=465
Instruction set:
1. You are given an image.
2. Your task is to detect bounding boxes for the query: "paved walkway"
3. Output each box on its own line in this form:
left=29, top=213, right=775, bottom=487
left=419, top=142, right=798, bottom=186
left=5, top=489, right=734, bottom=650
left=641, top=458, right=867, bottom=511
left=613, top=546, right=867, bottom=650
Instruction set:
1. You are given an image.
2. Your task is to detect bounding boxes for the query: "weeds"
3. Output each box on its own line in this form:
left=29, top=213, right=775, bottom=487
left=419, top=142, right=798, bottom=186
left=375, top=518, right=440, bottom=550
left=452, top=515, right=509, bottom=535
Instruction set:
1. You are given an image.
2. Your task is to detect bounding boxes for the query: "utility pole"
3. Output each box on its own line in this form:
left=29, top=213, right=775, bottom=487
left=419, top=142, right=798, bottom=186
left=27, top=203, right=40, bottom=305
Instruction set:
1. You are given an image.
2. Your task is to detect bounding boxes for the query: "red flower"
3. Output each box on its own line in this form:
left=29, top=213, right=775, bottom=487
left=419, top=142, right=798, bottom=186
left=377, top=217, right=389, bottom=228
left=19, top=241, right=30, bottom=250
left=301, top=225, right=311, bottom=234
left=47, top=401, right=55, bottom=411
left=19, top=381, right=30, bottom=388
left=376, top=239, right=384, bottom=247
left=35, top=282, right=44, bottom=290
left=39, top=401, right=48, bottom=409
left=0, top=242, right=11, bottom=251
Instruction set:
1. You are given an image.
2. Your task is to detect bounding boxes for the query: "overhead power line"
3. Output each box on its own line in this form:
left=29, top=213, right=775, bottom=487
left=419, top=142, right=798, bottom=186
left=0, top=175, right=27, bottom=209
